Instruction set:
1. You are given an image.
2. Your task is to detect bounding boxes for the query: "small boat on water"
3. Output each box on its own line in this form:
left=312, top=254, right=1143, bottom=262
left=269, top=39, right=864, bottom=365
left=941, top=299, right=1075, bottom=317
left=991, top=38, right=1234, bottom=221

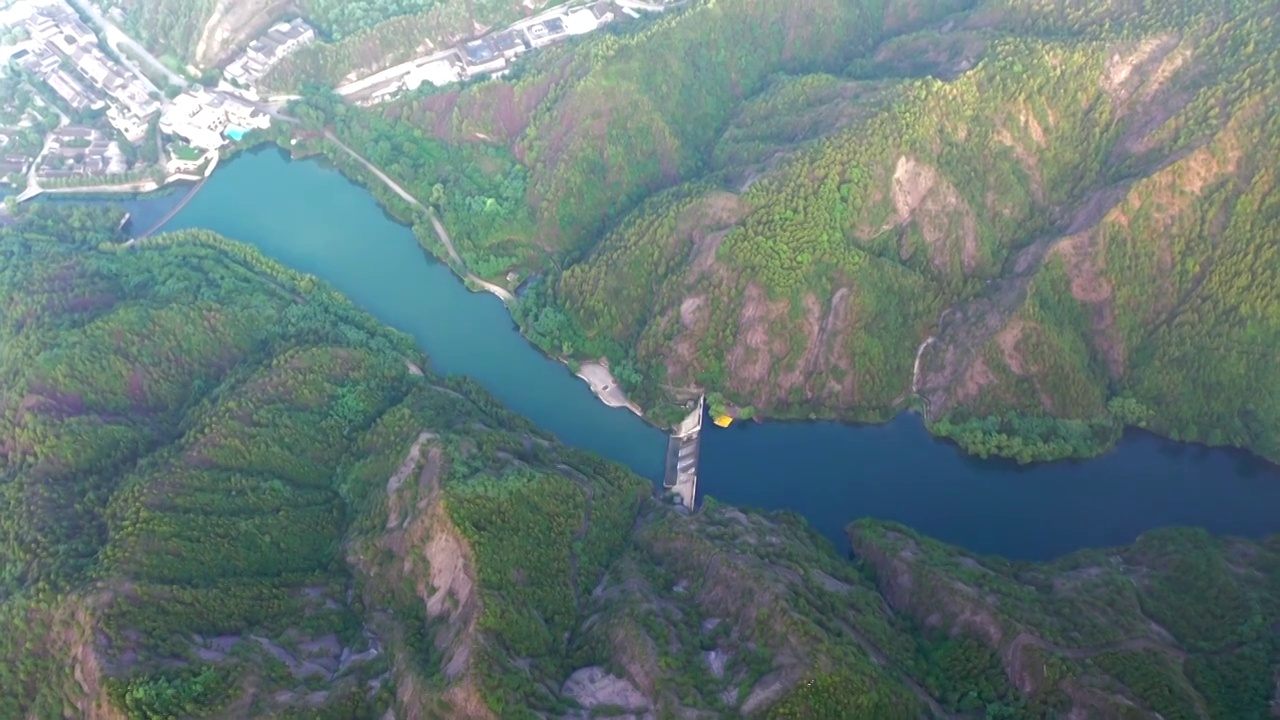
left=712, top=414, right=733, bottom=428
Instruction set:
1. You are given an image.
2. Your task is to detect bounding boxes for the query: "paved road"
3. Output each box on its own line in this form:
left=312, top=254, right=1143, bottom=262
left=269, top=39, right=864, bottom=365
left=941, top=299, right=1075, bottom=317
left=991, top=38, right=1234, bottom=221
left=67, top=0, right=187, bottom=89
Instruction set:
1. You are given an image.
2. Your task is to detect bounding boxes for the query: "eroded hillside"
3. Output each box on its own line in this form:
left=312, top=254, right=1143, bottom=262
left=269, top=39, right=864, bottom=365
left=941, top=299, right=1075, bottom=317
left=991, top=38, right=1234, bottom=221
left=3, top=206, right=1279, bottom=719
left=291, top=0, right=1280, bottom=462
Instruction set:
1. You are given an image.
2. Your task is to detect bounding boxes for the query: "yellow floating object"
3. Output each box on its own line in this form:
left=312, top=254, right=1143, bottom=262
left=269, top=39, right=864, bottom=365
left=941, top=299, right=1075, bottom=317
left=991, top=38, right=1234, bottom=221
left=712, top=414, right=733, bottom=428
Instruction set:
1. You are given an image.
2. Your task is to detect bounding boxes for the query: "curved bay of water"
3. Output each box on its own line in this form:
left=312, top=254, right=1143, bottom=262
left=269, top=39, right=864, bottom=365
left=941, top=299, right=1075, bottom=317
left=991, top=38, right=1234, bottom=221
left=125, top=148, right=1280, bottom=561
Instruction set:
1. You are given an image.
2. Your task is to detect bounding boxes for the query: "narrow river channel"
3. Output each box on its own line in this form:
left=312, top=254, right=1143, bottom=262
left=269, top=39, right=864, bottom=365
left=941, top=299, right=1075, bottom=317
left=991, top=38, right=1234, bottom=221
left=109, top=148, right=1280, bottom=560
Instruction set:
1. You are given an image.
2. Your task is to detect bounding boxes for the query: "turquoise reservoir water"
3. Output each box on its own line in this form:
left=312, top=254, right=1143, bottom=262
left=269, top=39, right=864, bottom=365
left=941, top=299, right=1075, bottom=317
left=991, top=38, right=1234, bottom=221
left=151, top=149, right=1280, bottom=560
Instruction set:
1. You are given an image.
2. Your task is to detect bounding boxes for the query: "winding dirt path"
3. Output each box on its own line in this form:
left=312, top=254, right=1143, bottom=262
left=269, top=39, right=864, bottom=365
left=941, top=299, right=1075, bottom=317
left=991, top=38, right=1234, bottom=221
left=322, top=131, right=516, bottom=305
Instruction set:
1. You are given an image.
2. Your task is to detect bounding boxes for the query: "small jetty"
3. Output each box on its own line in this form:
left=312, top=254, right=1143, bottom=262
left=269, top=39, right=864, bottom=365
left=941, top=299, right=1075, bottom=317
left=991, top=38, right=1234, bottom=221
left=664, top=395, right=703, bottom=510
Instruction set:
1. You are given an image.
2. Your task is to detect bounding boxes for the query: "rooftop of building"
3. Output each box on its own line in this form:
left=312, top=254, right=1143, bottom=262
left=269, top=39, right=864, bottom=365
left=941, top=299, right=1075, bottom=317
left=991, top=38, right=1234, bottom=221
left=492, top=29, right=526, bottom=52
left=463, top=38, right=497, bottom=63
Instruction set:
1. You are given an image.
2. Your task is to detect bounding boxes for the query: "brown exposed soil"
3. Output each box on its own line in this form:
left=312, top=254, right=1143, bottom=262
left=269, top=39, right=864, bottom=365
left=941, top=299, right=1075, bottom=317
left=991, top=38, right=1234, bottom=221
left=677, top=192, right=747, bottom=244
left=126, top=366, right=148, bottom=407
left=356, top=435, right=493, bottom=720
left=953, top=354, right=997, bottom=407
left=813, top=288, right=858, bottom=405
left=890, top=156, right=980, bottom=275
left=1174, top=131, right=1242, bottom=198
left=678, top=295, right=704, bottom=328
left=1052, top=232, right=1125, bottom=378
left=995, top=320, right=1033, bottom=376
left=193, top=0, right=293, bottom=68
left=773, top=293, right=823, bottom=397
left=667, top=295, right=705, bottom=385
left=1101, top=36, right=1182, bottom=104
left=994, top=106, right=1047, bottom=204
left=725, top=283, right=791, bottom=402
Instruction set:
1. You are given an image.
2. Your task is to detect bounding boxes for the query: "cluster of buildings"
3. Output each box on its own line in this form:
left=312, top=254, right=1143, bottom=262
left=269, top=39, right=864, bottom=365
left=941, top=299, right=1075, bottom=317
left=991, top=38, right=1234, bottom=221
left=35, top=125, right=126, bottom=180
left=359, top=2, right=615, bottom=104
left=223, top=19, right=315, bottom=87
left=9, top=0, right=158, bottom=142
left=159, top=88, right=269, bottom=151
left=461, top=5, right=614, bottom=76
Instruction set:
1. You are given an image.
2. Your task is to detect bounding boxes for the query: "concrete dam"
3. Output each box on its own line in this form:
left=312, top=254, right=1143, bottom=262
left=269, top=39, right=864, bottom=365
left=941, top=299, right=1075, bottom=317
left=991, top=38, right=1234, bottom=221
left=663, top=395, right=703, bottom=510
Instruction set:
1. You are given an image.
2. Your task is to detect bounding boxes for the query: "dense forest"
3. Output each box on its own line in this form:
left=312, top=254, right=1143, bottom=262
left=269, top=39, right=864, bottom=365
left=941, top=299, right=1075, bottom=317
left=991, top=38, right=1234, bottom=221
left=100, top=0, right=216, bottom=67
left=3, top=205, right=1279, bottom=719
left=273, top=0, right=1280, bottom=463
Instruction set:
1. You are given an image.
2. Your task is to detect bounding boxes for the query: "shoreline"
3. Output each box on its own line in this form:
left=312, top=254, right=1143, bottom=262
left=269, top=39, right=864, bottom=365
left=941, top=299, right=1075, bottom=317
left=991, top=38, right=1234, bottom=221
left=571, top=360, right=644, bottom=417
left=64, top=142, right=1280, bottom=472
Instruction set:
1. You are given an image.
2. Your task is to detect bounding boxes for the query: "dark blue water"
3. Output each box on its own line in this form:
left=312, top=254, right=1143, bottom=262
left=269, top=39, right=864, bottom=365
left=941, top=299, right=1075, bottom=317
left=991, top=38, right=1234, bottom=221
left=700, top=414, right=1280, bottom=559
left=103, top=148, right=1280, bottom=560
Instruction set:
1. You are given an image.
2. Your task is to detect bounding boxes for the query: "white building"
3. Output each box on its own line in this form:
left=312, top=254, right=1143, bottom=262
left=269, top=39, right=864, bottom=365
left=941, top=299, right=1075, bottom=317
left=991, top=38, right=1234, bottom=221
left=404, top=59, right=461, bottom=90
left=563, top=7, right=611, bottom=34
left=222, top=18, right=315, bottom=87
left=522, top=18, right=567, bottom=49
left=265, top=19, right=315, bottom=56
left=106, top=105, right=147, bottom=142
left=160, top=90, right=269, bottom=150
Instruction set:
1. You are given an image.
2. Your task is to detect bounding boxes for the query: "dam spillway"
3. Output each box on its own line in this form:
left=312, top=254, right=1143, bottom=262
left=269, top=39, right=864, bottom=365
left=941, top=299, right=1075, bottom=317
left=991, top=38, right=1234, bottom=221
left=664, top=395, right=703, bottom=509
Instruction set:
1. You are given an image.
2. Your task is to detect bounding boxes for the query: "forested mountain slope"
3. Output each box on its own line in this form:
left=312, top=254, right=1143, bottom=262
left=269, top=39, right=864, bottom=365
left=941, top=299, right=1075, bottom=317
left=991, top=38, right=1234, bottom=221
left=4, top=207, right=1280, bottom=718
left=307, top=0, right=1280, bottom=463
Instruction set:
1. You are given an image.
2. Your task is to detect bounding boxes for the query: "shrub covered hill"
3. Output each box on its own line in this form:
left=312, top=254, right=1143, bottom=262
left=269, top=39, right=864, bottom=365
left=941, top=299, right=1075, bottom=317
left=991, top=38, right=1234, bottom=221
left=5, top=208, right=1280, bottom=718
left=288, top=0, right=1280, bottom=464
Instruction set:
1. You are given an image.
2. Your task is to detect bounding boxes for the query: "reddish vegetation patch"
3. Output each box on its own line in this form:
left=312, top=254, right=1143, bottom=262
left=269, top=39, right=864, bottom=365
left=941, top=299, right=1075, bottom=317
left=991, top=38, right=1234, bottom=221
left=23, top=386, right=87, bottom=417
left=665, top=297, right=704, bottom=388
left=653, top=124, right=680, bottom=184
left=1051, top=233, right=1125, bottom=378
left=680, top=193, right=747, bottom=279
left=890, top=156, right=980, bottom=275
left=424, top=91, right=461, bottom=139
left=954, top=355, right=997, bottom=407
left=774, top=293, right=823, bottom=397
left=725, top=283, right=804, bottom=405
left=725, top=284, right=779, bottom=395
left=127, top=366, right=148, bottom=407
left=995, top=320, right=1032, bottom=376
left=882, top=0, right=923, bottom=33
left=66, top=293, right=117, bottom=315
left=814, top=288, right=859, bottom=405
